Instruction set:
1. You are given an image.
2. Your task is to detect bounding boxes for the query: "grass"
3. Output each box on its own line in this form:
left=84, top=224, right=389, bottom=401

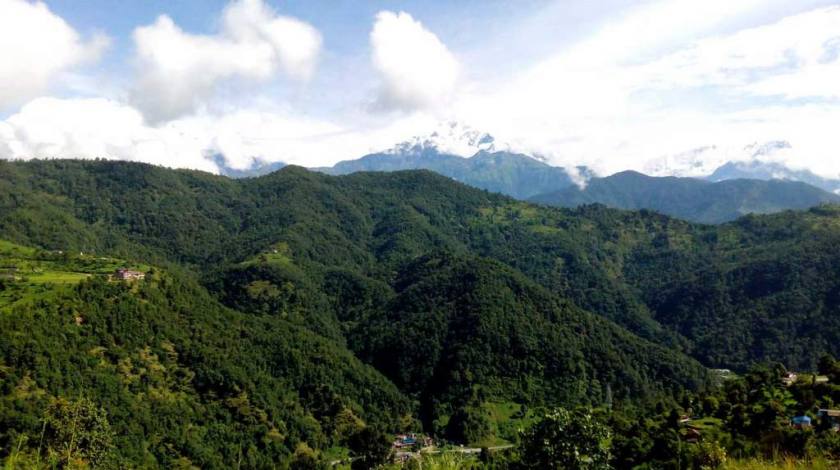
left=238, top=242, right=296, bottom=268
left=479, top=401, right=539, bottom=447
left=724, top=457, right=838, bottom=469
left=26, top=271, right=91, bottom=284
left=0, top=239, right=148, bottom=309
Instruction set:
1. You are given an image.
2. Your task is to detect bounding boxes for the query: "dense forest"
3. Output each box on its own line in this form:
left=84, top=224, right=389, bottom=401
left=2, top=159, right=840, bottom=467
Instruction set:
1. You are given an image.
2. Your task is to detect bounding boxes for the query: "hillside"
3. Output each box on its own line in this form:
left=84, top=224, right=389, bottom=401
left=4, top=159, right=840, bottom=466
left=3, top=160, right=840, bottom=374
left=0, top=241, right=408, bottom=467
left=529, top=170, right=840, bottom=223
left=0, top=160, right=719, bottom=465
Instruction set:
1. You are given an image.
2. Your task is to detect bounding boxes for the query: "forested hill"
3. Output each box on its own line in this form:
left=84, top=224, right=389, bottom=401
left=528, top=170, right=840, bottom=223
left=3, top=159, right=840, bottom=465
left=2, top=159, right=840, bottom=372
left=0, top=241, right=409, bottom=467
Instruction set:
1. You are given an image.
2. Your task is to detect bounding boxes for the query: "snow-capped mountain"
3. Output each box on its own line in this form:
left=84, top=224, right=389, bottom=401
left=316, top=122, right=579, bottom=199
left=709, top=160, right=840, bottom=194
left=382, top=121, right=535, bottom=160
left=694, top=140, right=840, bottom=194
left=642, top=145, right=729, bottom=178
left=641, top=140, right=840, bottom=192
left=641, top=140, right=802, bottom=179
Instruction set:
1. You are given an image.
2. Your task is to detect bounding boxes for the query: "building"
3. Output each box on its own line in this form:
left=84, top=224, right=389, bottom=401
left=114, top=268, right=145, bottom=281
left=392, top=433, right=433, bottom=450
left=791, top=415, right=812, bottom=429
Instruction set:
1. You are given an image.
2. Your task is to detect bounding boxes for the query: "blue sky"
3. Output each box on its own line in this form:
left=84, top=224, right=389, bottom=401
left=1, top=0, right=840, bottom=177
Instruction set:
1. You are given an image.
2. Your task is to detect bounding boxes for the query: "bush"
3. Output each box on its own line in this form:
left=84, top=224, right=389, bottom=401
left=519, top=408, right=611, bottom=470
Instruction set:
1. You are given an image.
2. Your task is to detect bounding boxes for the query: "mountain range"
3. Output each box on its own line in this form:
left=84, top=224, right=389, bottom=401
left=279, top=131, right=839, bottom=224
left=3, top=159, right=840, bottom=466
left=210, top=124, right=840, bottom=223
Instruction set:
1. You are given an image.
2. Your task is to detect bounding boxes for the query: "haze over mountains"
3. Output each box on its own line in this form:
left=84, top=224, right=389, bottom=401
left=529, top=171, right=840, bottom=224
left=215, top=126, right=840, bottom=224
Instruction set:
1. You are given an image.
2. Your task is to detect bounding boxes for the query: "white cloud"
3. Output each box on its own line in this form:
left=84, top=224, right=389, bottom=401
left=0, top=97, right=218, bottom=172
left=639, top=6, right=840, bottom=95
left=370, top=11, right=459, bottom=111
left=440, top=0, right=840, bottom=178
left=131, top=0, right=322, bottom=122
left=0, top=0, right=108, bottom=110
left=0, top=97, right=443, bottom=172
left=3, top=0, right=840, bottom=182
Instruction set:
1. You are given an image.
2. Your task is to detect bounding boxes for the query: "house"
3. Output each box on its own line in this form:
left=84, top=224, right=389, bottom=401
left=114, top=268, right=145, bottom=281
left=392, top=433, right=433, bottom=450
left=791, top=415, right=812, bottom=429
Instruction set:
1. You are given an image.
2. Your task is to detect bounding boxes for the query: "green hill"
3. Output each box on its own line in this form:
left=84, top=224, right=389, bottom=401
left=4, top=158, right=840, bottom=466
left=4, top=159, right=840, bottom=372
left=0, top=242, right=408, bottom=467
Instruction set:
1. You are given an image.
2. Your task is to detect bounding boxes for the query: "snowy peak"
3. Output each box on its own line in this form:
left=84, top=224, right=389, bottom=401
left=709, top=159, right=840, bottom=194
left=642, top=140, right=800, bottom=179
left=384, top=121, right=515, bottom=159
left=642, top=145, right=728, bottom=178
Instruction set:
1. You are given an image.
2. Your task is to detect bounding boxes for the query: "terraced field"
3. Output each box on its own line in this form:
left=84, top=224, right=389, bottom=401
left=0, top=239, right=147, bottom=308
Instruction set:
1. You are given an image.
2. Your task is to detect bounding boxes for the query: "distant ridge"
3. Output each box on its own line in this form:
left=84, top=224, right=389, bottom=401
left=529, top=170, right=840, bottom=223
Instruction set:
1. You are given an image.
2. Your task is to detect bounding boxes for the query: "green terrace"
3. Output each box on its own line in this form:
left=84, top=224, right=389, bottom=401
left=0, top=239, right=149, bottom=308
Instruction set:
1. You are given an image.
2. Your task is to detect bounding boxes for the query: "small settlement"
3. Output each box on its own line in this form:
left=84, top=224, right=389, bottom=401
left=113, top=268, right=145, bottom=281
left=392, top=433, right=434, bottom=463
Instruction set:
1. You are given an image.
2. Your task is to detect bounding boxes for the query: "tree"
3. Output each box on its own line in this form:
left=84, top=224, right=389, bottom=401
left=348, top=427, right=391, bottom=470
left=42, top=397, right=115, bottom=468
left=445, top=402, right=492, bottom=445
left=519, top=408, right=611, bottom=470
left=289, top=443, right=326, bottom=470
left=818, top=355, right=840, bottom=383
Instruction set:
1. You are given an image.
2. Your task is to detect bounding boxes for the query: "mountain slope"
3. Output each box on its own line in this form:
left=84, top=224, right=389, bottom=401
left=353, top=255, right=707, bottom=414
left=317, top=148, right=577, bottom=199
left=3, top=159, right=840, bottom=376
left=0, top=161, right=710, bottom=388
left=529, top=170, right=840, bottom=223
left=0, top=241, right=408, bottom=467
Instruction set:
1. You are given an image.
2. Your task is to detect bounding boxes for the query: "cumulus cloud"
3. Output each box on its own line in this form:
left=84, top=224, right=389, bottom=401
left=0, top=0, right=108, bottom=110
left=131, top=0, right=322, bottom=122
left=0, top=97, right=219, bottom=172
left=370, top=11, right=459, bottom=111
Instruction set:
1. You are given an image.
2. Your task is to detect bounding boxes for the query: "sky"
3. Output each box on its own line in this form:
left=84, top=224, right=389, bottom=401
left=1, top=0, right=839, bottom=177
